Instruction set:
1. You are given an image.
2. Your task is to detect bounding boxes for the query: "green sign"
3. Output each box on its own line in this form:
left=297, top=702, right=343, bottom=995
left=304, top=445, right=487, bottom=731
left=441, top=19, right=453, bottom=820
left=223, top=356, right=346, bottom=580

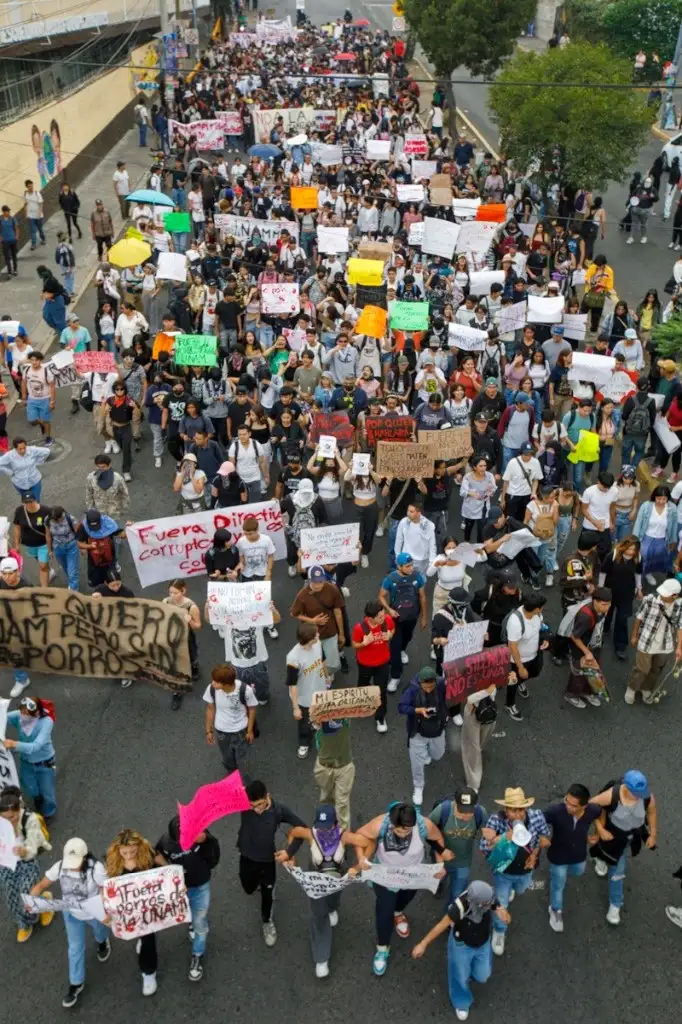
left=164, top=211, right=191, bottom=233
left=175, top=334, right=218, bottom=366
left=389, top=301, right=429, bottom=332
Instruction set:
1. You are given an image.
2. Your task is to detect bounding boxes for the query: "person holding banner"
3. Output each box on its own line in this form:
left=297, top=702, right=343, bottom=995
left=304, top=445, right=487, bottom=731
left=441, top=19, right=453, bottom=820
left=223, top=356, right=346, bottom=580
left=105, top=829, right=160, bottom=996
left=163, top=580, right=201, bottom=709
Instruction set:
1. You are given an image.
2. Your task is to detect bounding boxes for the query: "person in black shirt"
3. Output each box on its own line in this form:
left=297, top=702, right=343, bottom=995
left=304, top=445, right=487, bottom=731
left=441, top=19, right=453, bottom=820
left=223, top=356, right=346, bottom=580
left=482, top=505, right=542, bottom=586
left=227, top=387, right=252, bottom=439
left=170, top=158, right=188, bottom=206
left=155, top=816, right=220, bottom=981
left=417, top=460, right=459, bottom=550
left=215, top=284, right=242, bottom=353
left=470, top=383, right=506, bottom=433
left=211, top=464, right=248, bottom=509
left=162, top=382, right=191, bottom=464
left=203, top=528, right=240, bottom=579
left=411, top=879, right=509, bottom=1020
left=269, top=387, right=303, bottom=428
left=12, top=493, right=51, bottom=587
left=92, top=568, right=136, bottom=689
left=467, top=414, right=501, bottom=475
left=544, top=783, right=601, bottom=933
left=275, top=453, right=312, bottom=499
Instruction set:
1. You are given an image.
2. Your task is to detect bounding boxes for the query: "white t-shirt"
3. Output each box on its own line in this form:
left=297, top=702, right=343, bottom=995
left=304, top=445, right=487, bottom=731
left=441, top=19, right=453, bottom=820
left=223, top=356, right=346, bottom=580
left=115, top=311, right=148, bottom=349
left=671, top=481, right=682, bottom=525
left=112, top=169, right=130, bottom=196
left=286, top=639, right=327, bottom=707
left=180, top=470, right=207, bottom=500
left=229, top=440, right=263, bottom=483
left=45, top=859, right=108, bottom=920
left=24, top=190, right=43, bottom=219
left=90, top=372, right=119, bottom=403
left=217, top=624, right=269, bottom=667
left=203, top=681, right=257, bottom=732
left=505, top=609, right=542, bottom=663
left=581, top=484, right=618, bottom=530
left=503, top=456, right=543, bottom=496
left=236, top=533, right=275, bottom=578
left=646, top=505, right=669, bottom=539
left=532, top=420, right=568, bottom=448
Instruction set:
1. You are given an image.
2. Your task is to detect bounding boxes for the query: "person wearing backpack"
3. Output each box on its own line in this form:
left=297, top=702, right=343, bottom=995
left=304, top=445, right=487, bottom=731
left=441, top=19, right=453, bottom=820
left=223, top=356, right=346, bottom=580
left=286, top=623, right=331, bottom=759
left=204, top=663, right=258, bottom=775
left=431, top=587, right=482, bottom=725
left=564, top=587, right=612, bottom=709
left=379, top=552, right=428, bottom=692
left=4, top=696, right=57, bottom=819
left=0, top=784, right=53, bottom=943
left=398, top=667, right=448, bottom=807
left=45, top=505, right=81, bottom=590
left=280, top=477, right=327, bottom=577
left=562, top=398, right=598, bottom=493
left=500, top=442, right=542, bottom=521
left=428, top=788, right=487, bottom=905
left=524, top=483, right=559, bottom=585
left=503, top=592, right=549, bottom=722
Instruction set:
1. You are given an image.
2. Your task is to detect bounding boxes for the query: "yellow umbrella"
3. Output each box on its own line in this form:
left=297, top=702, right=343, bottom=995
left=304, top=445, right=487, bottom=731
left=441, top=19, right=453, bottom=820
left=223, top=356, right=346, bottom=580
left=108, top=237, right=152, bottom=268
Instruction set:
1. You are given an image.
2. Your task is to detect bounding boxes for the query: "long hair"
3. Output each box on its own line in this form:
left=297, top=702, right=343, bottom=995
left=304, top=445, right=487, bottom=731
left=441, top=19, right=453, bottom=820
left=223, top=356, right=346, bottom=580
left=106, top=829, right=155, bottom=878
left=614, top=535, right=641, bottom=563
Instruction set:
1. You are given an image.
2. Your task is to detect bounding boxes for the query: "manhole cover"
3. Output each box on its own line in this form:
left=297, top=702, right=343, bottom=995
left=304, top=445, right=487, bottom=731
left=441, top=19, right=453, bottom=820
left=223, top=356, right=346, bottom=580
left=28, top=437, right=73, bottom=465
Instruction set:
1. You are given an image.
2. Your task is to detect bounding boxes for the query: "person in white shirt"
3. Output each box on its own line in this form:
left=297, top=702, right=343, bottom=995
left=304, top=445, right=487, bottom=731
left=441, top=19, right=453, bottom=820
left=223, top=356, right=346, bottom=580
left=394, top=500, right=437, bottom=576
left=428, top=104, right=444, bottom=136
left=501, top=443, right=543, bottom=520
left=286, top=622, right=330, bottom=759
left=112, top=161, right=130, bottom=220
left=134, top=100, right=150, bottom=147
left=23, top=180, right=45, bottom=248
left=204, top=663, right=257, bottom=774
left=581, top=472, right=618, bottom=540
left=504, top=592, right=548, bottom=722
left=356, top=197, right=378, bottom=235
left=114, top=303, right=148, bottom=352
left=228, top=425, right=269, bottom=502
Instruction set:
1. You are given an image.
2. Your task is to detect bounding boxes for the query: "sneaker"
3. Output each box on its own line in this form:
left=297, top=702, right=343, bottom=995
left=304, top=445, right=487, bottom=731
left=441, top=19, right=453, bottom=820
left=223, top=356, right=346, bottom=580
left=504, top=704, right=523, bottom=721
left=676, top=244, right=682, bottom=251
left=593, top=858, right=608, bottom=877
left=665, top=905, right=682, bottom=929
left=110, top=442, right=121, bottom=454
left=297, top=745, right=309, bottom=759
left=452, top=713, right=463, bottom=726
left=188, top=954, right=203, bottom=981
left=341, top=586, right=350, bottom=598
left=170, top=692, right=183, bottom=710
left=123, top=472, right=132, bottom=482
left=430, top=645, right=437, bottom=660
left=548, top=908, right=564, bottom=933
left=62, top=984, right=84, bottom=1008
left=545, top=573, right=554, bottom=586
left=120, top=678, right=134, bottom=688
left=491, top=930, right=505, bottom=956
left=329, top=910, right=338, bottom=927
left=39, top=909, right=54, bottom=927
left=553, top=561, right=559, bottom=571
left=393, top=912, right=410, bottom=938
left=262, top=920, right=277, bottom=947
left=375, top=525, right=384, bottom=537
left=267, top=625, right=279, bottom=639
left=517, top=682, right=529, bottom=699
left=400, top=650, right=409, bottom=665
left=288, top=565, right=297, bottom=577
left=640, top=236, right=647, bottom=244
left=584, top=693, right=601, bottom=708
left=142, top=972, right=157, bottom=996
left=626, top=236, right=634, bottom=244
left=96, top=939, right=111, bottom=962
left=44, top=437, right=54, bottom=447
left=646, top=573, right=657, bottom=585
left=606, top=904, right=621, bottom=925
left=564, top=694, right=586, bottom=709
left=412, top=787, right=423, bottom=806
left=104, top=441, right=113, bottom=454
left=387, top=677, right=400, bottom=692
left=641, top=690, right=655, bottom=704
left=508, top=890, right=515, bottom=903
left=372, top=947, right=390, bottom=976
left=16, top=926, right=32, bottom=942
left=154, top=457, right=162, bottom=468
left=315, top=961, right=330, bottom=978
left=9, top=677, right=30, bottom=698
left=531, top=579, right=541, bottom=591
left=376, top=719, right=388, bottom=733
left=670, top=241, right=676, bottom=249
left=456, top=1011, right=470, bottom=1022
left=48, top=566, right=56, bottom=582
left=361, top=554, right=369, bottom=568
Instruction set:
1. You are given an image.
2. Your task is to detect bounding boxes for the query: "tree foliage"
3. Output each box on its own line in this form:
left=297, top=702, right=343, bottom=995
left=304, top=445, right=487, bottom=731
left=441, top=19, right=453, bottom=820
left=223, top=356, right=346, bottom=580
left=489, top=43, right=652, bottom=191
left=567, top=0, right=682, bottom=65
left=652, top=314, right=682, bottom=358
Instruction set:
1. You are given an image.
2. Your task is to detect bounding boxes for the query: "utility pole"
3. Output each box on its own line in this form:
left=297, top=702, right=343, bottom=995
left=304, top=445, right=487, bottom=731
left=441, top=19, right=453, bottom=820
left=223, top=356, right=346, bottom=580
left=159, top=0, right=169, bottom=71
left=660, top=20, right=682, bottom=130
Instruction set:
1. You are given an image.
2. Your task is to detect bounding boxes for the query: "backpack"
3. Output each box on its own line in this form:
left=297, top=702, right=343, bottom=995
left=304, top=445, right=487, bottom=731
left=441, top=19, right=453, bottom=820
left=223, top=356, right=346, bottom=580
left=531, top=501, right=556, bottom=540
left=474, top=695, right=498, bottom=724
left=208, top=680, right=260, bottom=737
left=21, top=808, right=50, bottom=851
left=378, top=801, right=428, bottom=844
left=481, top=345, right=501, bottom=381
left=79, top=376, right=94, bottom=412
left=624, top=395, right=651, bottom=437
left=289, top=503, right=317, bottom=547
left=388, top=572, right=421, bottom=621
left=567, top=408, right=596, bottom=433
left=433, top=798, right=485, bottom=833
left=501, top=608, right=525, bottom=643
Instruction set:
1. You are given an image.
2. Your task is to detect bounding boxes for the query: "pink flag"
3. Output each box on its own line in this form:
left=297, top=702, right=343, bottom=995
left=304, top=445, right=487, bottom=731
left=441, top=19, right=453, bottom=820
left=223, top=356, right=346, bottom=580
left=178, top=771, right=251, bottom=850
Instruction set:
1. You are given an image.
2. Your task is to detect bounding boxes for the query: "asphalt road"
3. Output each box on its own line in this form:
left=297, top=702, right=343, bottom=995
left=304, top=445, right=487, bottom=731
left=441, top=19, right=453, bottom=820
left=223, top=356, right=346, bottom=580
left=2, top=8, right=682, bottom=1023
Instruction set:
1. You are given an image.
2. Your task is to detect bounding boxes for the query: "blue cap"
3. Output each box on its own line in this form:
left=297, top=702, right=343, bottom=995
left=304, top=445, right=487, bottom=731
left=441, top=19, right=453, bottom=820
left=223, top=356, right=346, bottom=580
left=308, top=565, right=326, bottom=581
left=623, top=770, right=649, bottom=798
left=551, top=325, right=565, bottom=335
left=396, top=552, right=413, bottom=567
left=514, top=392, right=530, bottom=404
left=314, top=804, right=338, bottom=828
left=520, top=442, right=534, bottom=453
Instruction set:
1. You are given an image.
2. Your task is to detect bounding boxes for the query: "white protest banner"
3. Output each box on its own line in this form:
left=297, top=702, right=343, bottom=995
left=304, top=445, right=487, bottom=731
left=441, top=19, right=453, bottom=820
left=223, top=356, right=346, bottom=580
left=448, top=322, right=488, bottom=351
left=452, top=198, right=481, bottom=219
left=450, top=543, right=484, bottom=567
left=408, top=222, right=424, bottom=247
left=468, top=270, right=505, bottom=296
left=253, top=107, right=335, bottom=143
left=0, top=816, right=18, bottom=871
left=317, top=435, right=337, bottom=459
left=366, top=138, right=391, bottom=160
left=213, top=214, right=299, bottom=245
left=300, top=523, right=360, bottom=568
left=650, top=392, right=665, bottom=410
left=50, top=349, right=75, bottom=369
left=168, top=119, right=224, bottom=150
left=362, top=862, right=442, bottom=894
left=261, top=282, right=300, bottom=315
left=103, top=865, right=191, bottom=940
left=0, top=697, right=8, bottom=740
left=45, top=352, right=79, bottom=389
left=422, top=217, right=460, bottom=259
left=396, top=184, right=425, bottom=203
left=22, top=893, right=107, bottom=921
left=215, top=110, right=243, bottom=135
left=156, top=252, right=187, bottom=283
left=497, top=528, right=542, bottom=560
left=317, top=227, right=349, bottom=254
left=411, top=159, right=438, bottom=180
left=282, top=327, right=307, bottom=352
left=444, top=620, right=488, bottom=663
left=0, top=321, right=20, bottom=337
left=352, top=453, right=370, bottom=476
left=518, top=221, right=538, bottom=238
left=562, top=313, right=588, bottom=342
left=599, top=371, right=636, bottom=405
left=311, top=143, right=343, bottom=166
left=0, top=743, right=18, bottom=788
left=207, top=580, right=273, bottom=628
left=256, top=16, right=297, bottom=41
left=286, top=864, right=358, bottom=898
left=371, top=73, right=390, bottom=99
left=497, top=301, right=528, bottom=335
left=571, top=268, right=586, bottom=286
left=527, top=295, right=564, bottom=324
left=568, top=352, right=615, bottom=386
left=126, top=501, right=286, bottom=588
left=404, top=133, right=428, bottom=156
left=654, top=414, right=681, bottom=454
left=456, top=220, right=497, bottom=254
left=228, top=31, right=259, bottom=46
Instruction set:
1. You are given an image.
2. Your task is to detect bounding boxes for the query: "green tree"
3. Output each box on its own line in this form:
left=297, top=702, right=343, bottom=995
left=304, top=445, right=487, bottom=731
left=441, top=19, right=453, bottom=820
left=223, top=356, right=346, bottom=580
left=652, top=315, right=682, bottom=358
left=402, top=0, right=536, bottom=134
left=601, top=0, right=682, bottom=64
left=489, top=43, right=652, bottom=192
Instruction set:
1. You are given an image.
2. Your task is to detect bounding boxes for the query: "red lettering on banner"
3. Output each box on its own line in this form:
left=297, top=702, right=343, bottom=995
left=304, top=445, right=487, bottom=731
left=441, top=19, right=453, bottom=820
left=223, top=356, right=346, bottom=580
left=444, top=645, right=510, bottom=703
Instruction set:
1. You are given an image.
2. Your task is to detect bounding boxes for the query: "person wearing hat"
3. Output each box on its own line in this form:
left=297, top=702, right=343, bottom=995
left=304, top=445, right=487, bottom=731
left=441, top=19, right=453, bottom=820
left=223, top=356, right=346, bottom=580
left=379, top=551, right=428, bottom=692
left=431, top=587, right=481, bottom=724
left=611, top=326, right=644, bottom=373
left=85, top=452, right=129, bottom=520
left=500, top=441, right=542, bottom=522
left=429, top=788, right=487, bottom=905
left=291, top=565, right=345, bottom=676
left=588, top=771, right=657, bottom=926
left=30, top=837, right=111, bottom=1008
left=414, top=355, right=447, bottom=405
left=497, top=393, right=535, bottom=473
left=411, top=878, right=509, bottom=1021
left=286, top=622, right=330, bottom=759
left=398, top=666, right=449, bottom=806
left=480, top=788, right=551, bottom=955
left=278, top=805, right=372, bottom=979
left=75, top=507, right=122, bottom=589
left=12, top=490, right=51, bottom=588
left=59, top=312, right=92, bottom=415
left=624, top=577, right=682, bottom=704
left=541, top=324, right=571, bottom=371
left=0, top=555, right=31, bottom=695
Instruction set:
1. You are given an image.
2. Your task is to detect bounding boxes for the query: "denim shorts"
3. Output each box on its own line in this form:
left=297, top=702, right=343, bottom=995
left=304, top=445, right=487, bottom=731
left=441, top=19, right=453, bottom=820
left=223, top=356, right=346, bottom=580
left=25, top=543, right=49, bottom=563
left=27, top=397, right=51, bottom=422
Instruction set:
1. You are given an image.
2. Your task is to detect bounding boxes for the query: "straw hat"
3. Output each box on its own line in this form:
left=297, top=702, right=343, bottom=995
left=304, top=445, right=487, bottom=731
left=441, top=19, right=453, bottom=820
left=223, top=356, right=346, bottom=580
left=494, top=787, right=535, bottom=809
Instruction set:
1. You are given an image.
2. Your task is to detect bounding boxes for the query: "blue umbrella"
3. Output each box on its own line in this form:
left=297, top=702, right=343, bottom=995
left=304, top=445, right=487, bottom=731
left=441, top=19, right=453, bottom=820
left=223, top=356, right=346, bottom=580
left=125, top=189, right=175, bottom=207
left=248, top=143, right=282, bottom=160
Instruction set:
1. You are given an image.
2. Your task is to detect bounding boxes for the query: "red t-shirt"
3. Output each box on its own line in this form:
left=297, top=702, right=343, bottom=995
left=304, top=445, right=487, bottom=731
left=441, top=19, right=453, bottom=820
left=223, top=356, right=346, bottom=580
left=668, top=400, right=682, bottom=430
left=352, top=615, right=394, bottom=667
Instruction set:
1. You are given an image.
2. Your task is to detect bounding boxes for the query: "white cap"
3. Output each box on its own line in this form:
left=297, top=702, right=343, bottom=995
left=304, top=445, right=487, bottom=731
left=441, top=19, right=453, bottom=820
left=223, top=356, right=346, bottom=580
left=0, top=557, right=19, bottom=573
left=62, top=837, right=88, bottom=870
left=657, top=579, right=681, bottom=598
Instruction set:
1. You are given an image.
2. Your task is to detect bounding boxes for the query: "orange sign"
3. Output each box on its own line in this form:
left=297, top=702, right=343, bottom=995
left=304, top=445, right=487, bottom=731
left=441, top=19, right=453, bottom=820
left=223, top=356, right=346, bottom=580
left=291, top=186, right=319, bottom=210
left=152, top=331, right=177, bottom=359
left=476, top=204, right=507, bottom=222
left=356, top=305, right=388, bottom=338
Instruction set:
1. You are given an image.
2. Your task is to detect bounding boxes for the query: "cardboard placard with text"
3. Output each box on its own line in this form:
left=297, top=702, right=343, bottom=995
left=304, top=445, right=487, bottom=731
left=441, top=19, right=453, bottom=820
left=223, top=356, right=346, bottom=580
left=310, top=685, right=381, bottom=722
left=365, top=416, right=414, bottom=446
left=429, top=173, right=453, bottom=206
left=444, top=645, right=510, bottom=703
left=418, top=427, right=471, bottom=460
left=357, top=240, right=393, bottom=263
left=355, top=305, right=387, bottom=338
left=103, top=866, right=191, bottom=940
left=376, top=441, right=434, bottom=477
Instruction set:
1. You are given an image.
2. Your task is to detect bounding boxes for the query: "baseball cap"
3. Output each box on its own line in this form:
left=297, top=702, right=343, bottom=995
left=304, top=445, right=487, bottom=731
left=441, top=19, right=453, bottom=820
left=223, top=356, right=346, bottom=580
left=396, top=552, right=413, bottom=567
left=86, top=509, right=102, bottom=528
left=62, top=837, right=88, bottom=870
left=520, top=442, right=534, bottom=453
left=67, top=312, right=80, bottom=322
left=20, top=491, right=35, bottom=503
left=448, top=586, right=470, bottom=605
left=455, top=786, right=479, bottom=812
left=624, top=328, right=638, bottom=340
left=657, top=578, right=681, bottom=598
left=313, top=804, right=338, bottom=828
left=515, top=393, right=530, bottom=405
left=551, top=325, right=565, bottom=335
left=623, top=770, right=649, bottom=798
left=0, top=557, right=19, bottom=573
left=308, top=565, right=326, bottom=581
left=474, top=412, right=488, bottom=423
left=418, top=667, right=437, bottom=682
left=658, top=359, right=676, bottom=373
left=485, top=377, right=498, bottom=386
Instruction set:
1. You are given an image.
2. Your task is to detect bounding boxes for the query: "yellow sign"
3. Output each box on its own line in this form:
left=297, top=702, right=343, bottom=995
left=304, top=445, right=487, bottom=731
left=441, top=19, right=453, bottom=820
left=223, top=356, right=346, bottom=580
left=392, top=0, right=404, bottom=14
left=347, top=258, right=385, bottom=286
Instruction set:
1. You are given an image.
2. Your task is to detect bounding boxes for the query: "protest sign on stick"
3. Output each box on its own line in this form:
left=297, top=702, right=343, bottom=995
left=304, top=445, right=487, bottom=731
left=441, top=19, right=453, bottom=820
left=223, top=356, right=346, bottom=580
left=178, top=771, right=251, bottom=850
left=103, top=866, right=191, bottom=940
left=174, top=334, right=218, bottom=367
left=300, top=524, right=360, bottom=568
left=310, top=685, right=381, bottom=723
left=365, top=416, right=414, bottom=446
left=418, top=427, right=471, bottom=460
left=444, top=645, right=511, bottom=703
left=376, top=441, right=434, bottom=477
left=206, top=581, right=273, bottom=627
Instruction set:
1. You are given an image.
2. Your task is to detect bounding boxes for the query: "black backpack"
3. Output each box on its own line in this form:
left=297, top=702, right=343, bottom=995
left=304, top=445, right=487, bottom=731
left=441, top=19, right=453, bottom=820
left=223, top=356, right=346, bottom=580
left=624, top=395, right=651, bottom=437
left=475, top=695, right=498, bottom=724
left=389, top=572, right=421, bottom=621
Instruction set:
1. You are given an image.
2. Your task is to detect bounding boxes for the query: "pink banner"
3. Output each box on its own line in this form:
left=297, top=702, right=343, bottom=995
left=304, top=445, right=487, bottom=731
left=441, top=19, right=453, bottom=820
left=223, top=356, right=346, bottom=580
left=178, top=771, right=251, bottom=850
left=168, top=119, right=225, bottom=151
left=216, top=110, right=243, bottom=135
left=404, top=134, right=428, bottom=156
left=73, top=351, right=116, bottom=374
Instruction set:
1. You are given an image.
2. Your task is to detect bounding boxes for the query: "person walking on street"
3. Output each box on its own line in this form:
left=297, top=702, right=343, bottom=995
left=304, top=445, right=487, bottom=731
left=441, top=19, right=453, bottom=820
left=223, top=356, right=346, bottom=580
left=394, top=500, right=437, bottom=576
left=58, top=184, right=82, bottom=242
left=0, top=556, right=32, bottom=697
left=105, top=829, right=160, bottom=995
left=286, top=623, right=330, bottom=759
left=0, top=437, right=50, bottom=500
left=12, top=490, right=52, bottom=588
left=624, top=578, right=682, bottom=704
left=112, top=161, right=130, bottom=220
left=429, top=788, right=487, bottom=906
left=599, top=538, right=642, bottom=660
left=23, top=180, right=45, bottom=249
left=504, top=592, right=549, bottom=721
left=398, top=666, right=448, bottom=807
left=544, top=783, right=601, bottom=933
left=55, top=232, right=76, bottom=297
left=351, top=600, right=394, bottom=733
left=379, top=553, right=427, bottom=692
left=90, top=200, right=114, bottom=260
left=4, top=696, right=57, bottom=818
left=313, top=718, right=355, bottom=832
left=134, top=97, right=150, bottom=147
left=431, top=587, right=481, bottom=725
left=1, top=204, right=19, bottom=275
left=0, top=784, right=54, bottom=943
left=204, top=663, right=257, bottom=774
left=563, top=587, right=612, bottom=709
left=291, top=566, right=345, bottom=677
left=85, top=454, right=129, bottom=519
left=105, top=381, right=139, bottom=481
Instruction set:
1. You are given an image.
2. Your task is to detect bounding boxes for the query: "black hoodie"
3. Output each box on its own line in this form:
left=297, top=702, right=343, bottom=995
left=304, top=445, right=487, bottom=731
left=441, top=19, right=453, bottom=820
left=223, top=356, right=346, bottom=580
left=155, top=817, right=220, bottom=888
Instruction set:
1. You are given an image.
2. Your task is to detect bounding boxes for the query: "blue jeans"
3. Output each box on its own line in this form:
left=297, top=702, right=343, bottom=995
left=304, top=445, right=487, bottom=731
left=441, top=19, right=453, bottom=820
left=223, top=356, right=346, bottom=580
left=139, top=123, right=148, bottom=146
left=446, top=864, right=471, bottom=907
left=62, top=270, right=75, bottom=295
left=258, top=325, right=274, bottom=348
left=447, top=934, right=492, bottom=1011
left=501, top=445, right=520, bottom=473
left=19, top=759, right=56, bottom=817
left=63, top=912, right=110, bottom=985
left=549, top=860, right=586, bottom=911
left=556, top=514, right=572, bottom=555
left=387, top=518, right=399, bottom=571
left=28, top=217, right=45, bottom=246
left=607, top=851, right=627, bottom=908
left=54, top=539, right=80, bottom=590
left=171, top=187, right=185, bottom=209
left=538, top=538, right=558, bottom=573
left=621, top=436, right=646, bottom=468
left=13, top=481, right=41, bottom=501
left=172, top=231, right=189, bottom=254
left=614, top=508, right=635, bottom=542
left=492, top=871, right=534, bottom=931
left=187, top=881, right=211, bottom=955
left=571, top=460, right=592, bottom=494
left=599, top=445, right=614, bottom=472
left=101, top=333, right=116, bottom=353
left=611, top=406, right=622, bottom=437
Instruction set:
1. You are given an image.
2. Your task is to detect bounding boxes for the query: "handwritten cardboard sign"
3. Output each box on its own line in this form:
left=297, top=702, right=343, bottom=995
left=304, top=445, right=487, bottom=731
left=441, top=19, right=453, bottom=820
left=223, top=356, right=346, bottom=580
left=261, top=282, right=300, bottom=315
left=366, top=416, right=414, bottom=446
left=215, top=110, right=243, bottom=134
left=45, top=351, right=78, bottom=388
left=307, top=410, right=354, bottom=449
left=389, top=301, right=429, bottom=332
left=429, top=173, right=453, bottom=206
left=73, top=351, right=116, bottom=374
left=355, top=305, right=387, bottom=338
left=169, top=118, right=224, bottom=150
left=310, top=685, right=381, bottom=723
left=22, top=893, right=106, bottom=920
left=376, top=441, right=434, bottom=477
left=0, top=744, right=18, bottom=788
left=443, top=620, right=488, bottom=662
left=206, top=580, right=273, bottom=627
left=411, top=159, right=438, bottom=180
left=396, top=184, right=425, bottom=203
left=174, top=334, right=218, bottom=366
left=444, top=644, right=510, bottom=702
left=300, top=523, right=360, bottom=568
left=418, top=427, right=471, bottom=459
left=362, top=862, right=442, bottom=893
left=447, top=323, right=488, bottom=351
left=103, top=866, right=191, bottom=940
left=357, top=240, right=393, bottom=263
left=213, top=214, right=299, bottom=245
left=178, top=771, right=251, bottom=849
left=403, top=133, right=428, bottom=156
left=422, top=217, right=459, bottom=259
